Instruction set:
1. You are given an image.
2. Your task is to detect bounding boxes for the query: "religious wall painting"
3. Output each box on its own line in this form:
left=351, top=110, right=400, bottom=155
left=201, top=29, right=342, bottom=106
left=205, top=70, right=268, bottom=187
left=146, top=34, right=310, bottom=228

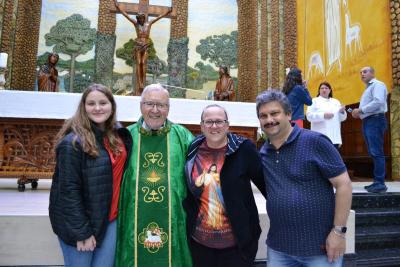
left=38, top=0, right=98, bottom=93
left=186, top=0, right=238, bottom=100
left=113, top=0, right=238, bottom=99
left=37, top=0, right=238, bottom=99
left=298, top=0, right=392, bottom=105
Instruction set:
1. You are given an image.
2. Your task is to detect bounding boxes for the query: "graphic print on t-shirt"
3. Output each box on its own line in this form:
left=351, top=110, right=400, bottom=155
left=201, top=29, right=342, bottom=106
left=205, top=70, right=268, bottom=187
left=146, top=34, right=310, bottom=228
left=190, top=142, right=235, bottom=248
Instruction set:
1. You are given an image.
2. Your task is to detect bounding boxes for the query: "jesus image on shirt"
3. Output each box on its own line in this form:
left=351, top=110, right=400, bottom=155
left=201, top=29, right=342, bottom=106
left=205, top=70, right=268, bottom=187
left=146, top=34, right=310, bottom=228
left=194, top=163, right=224, bottom=228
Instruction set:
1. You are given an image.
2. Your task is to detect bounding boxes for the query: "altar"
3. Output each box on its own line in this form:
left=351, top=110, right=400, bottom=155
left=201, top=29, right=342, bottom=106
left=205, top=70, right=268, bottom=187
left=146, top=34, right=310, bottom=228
left=0, top=90, right=260, bottom=190
left=0, top=90, right=357, bottom=266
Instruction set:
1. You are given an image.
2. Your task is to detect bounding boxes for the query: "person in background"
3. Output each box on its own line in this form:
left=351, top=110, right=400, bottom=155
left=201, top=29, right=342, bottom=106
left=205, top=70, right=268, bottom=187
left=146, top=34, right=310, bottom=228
left=49, top=84, right=132, bottom=267
left=257, top=89, right=352, bottom=267
left=115, top=83, right=193, bottom=267
left=38, top=52, right=59, bottom=92
left=184, top=104, right=266, bottom=267
left=282, top=67, right=312, bottom=128
left=306, top=81, right=347, bottom=149
left=352, top=66, right=388, bottom=193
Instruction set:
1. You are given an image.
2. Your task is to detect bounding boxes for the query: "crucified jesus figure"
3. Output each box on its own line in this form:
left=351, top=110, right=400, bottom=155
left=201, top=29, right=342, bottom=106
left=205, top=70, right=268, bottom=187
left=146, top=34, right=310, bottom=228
left=114, top=0, right=172, bottom=95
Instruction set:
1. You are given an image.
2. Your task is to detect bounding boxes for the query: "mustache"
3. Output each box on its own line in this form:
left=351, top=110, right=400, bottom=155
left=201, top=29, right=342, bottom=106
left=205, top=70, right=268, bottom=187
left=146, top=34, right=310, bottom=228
left=263, top=121, right=280, bottom=128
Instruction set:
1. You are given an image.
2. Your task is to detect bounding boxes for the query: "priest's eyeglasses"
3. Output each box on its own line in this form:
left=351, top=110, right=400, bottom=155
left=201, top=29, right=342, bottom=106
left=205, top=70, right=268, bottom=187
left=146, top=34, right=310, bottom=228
left=142, top=101, right=169, bottom=110
left=202, top=120, right=228, bottom=127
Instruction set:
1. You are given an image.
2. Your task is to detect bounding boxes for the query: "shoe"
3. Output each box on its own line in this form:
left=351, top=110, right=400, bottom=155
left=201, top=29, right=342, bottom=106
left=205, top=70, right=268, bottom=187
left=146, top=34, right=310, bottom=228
left=366, top=184, right=388, bottom=193
left=364, top=183, right=377, bottom=190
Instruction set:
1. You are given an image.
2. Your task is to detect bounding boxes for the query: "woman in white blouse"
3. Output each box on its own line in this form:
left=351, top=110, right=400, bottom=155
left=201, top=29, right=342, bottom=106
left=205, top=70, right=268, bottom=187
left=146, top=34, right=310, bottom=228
left=306, top=82, right=347, bottom=149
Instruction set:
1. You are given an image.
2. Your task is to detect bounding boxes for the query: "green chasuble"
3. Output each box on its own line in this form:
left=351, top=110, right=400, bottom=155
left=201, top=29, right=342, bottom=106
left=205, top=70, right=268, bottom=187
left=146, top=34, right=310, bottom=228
left=116, top=118, right=194, bottom=267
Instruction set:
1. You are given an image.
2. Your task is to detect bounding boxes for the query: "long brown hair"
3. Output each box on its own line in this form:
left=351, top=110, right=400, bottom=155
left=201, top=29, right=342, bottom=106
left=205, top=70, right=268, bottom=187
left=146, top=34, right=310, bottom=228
left=56, top=84, right=121, bottom=157
left=282, top=67, right=303, bottom=95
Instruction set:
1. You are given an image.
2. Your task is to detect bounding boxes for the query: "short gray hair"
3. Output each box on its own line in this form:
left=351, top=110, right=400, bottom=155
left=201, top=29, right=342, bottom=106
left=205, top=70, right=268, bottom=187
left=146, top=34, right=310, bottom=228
left=141, top=83, right=170, bottom=102
left=367, top=66, right=375, bottom=74
left=256, top=89, right=292, bottom=117
left=201, top=104, right=229, bottom=121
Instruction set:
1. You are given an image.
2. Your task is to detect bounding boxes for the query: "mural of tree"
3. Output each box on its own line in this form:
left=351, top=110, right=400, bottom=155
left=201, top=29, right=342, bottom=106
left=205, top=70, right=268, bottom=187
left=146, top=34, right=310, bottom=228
left=188, top=70, right=200, bottom=88
left=115, top=39, right=135, bottom=67
left=194, top=61, right=219, bottom=81
left=45, top=14, right=96, bottom=92
left=116, top=38, right=158, bottom=89
left=185, top=62, right=219, bottom=90
left=196, top=31, right=238, bottom=71
left=147, top=56, right=167, bottom=83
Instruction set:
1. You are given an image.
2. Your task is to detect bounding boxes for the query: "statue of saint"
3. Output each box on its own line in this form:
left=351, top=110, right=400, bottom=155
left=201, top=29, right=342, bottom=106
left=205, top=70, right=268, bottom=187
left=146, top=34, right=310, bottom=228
left=114, top=0, right=172, bottom=95
left=38, top=53, right=59, bottom=92
left=214, top=65, right=235, bottom=101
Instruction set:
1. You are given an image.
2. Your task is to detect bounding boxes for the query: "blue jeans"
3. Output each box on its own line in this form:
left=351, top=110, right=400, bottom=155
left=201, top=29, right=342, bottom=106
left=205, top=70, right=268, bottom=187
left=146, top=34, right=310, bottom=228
left=59, top=220, right=117, bottom=267
left=362, top=114, right=387, bottom=185
left=267, top=247, right=343, bottom=267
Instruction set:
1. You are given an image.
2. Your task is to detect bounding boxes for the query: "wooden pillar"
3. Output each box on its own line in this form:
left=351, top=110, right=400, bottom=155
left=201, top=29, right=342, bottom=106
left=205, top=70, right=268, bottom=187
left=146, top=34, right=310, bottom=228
left=170, top=0, right=188, bottom=39
left=390, top=0, right=400, bottom=180
left=0, top=0, right=15, bottom=53
left=283, top=0, right=297, bottom=73
left=269, top=0, right=280, bottom=88
left=259, top=0, right=297, bottom=91
left=95, top=0, right=117, bottom=89
left=167, top=0, right=189, bottom=97
left=259, top=0, right=268, bottom=91
left=10, top=0, right=41, bottom=90
left=237, top=0, right=258, bottom=102
left=0, top=0, right=17, bottom=89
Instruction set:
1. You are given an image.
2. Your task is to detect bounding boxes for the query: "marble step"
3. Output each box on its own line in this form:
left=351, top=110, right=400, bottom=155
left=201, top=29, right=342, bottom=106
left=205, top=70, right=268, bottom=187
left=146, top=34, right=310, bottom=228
left=351, top=193, right=400, bottom=210
left=355, top=225, right=400, bottom=250
left=355, top=208, right=400, bottom=226
left=354, top=248, right=400, bottom=267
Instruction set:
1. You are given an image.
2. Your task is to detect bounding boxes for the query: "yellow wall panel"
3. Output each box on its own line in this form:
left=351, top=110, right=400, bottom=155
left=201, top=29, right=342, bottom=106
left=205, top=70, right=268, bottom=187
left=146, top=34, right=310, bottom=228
left=297, top=0, right=392, bottom=105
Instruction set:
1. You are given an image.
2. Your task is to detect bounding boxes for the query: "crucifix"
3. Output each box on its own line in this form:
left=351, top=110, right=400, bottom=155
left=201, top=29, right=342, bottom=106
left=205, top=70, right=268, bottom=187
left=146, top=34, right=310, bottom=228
left=112, top=0, right=175, bottom=95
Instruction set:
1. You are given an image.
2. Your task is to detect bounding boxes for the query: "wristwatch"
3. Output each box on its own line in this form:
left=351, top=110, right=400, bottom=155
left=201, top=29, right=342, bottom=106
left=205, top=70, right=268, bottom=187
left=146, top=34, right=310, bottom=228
left=333, top=226, right=347, bottom=234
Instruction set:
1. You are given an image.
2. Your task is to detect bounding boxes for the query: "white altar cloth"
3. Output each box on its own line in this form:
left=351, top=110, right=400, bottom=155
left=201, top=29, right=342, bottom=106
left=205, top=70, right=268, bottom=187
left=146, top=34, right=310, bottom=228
left=0, top=90, right=259, bottom=127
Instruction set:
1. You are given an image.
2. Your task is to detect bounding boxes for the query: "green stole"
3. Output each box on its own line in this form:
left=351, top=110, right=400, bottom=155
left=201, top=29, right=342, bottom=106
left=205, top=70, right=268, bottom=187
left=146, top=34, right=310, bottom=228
left=135, top=131, right=171, bottom=267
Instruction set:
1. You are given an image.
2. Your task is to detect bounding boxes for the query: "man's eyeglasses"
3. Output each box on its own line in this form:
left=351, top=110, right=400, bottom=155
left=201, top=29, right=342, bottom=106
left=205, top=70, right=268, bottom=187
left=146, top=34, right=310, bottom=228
left=202, top=120, right=228, bottom=127
left=141, top=101, right=169, bottom=110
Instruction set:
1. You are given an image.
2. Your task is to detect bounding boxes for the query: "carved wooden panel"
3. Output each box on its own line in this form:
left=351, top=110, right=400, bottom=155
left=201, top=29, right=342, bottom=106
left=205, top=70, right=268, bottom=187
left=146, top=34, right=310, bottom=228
left=0, top=118, right=62, bottom=179
left=0, top=119, right=258, bottom=180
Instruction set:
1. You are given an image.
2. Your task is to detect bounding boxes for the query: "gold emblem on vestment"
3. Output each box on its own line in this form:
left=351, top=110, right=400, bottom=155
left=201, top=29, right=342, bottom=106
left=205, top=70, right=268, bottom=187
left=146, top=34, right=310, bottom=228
left=138, top=222, right=168, bottom=253
left=143, top=152, right=165, bottom=168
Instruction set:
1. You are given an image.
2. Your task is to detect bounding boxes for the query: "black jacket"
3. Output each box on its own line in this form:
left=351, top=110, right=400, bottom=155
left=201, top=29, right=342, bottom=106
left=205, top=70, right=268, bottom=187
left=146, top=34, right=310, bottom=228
left=183, top=133, right=266, bottom=261
left=49, top=125, right=132, bottom=247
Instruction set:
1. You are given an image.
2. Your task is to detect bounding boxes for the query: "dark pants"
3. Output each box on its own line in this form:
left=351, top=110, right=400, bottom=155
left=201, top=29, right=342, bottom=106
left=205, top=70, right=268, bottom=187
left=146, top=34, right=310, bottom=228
left=190, top=238, right=253, bottom=267
left=362, top=114, right=387, bottom=185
